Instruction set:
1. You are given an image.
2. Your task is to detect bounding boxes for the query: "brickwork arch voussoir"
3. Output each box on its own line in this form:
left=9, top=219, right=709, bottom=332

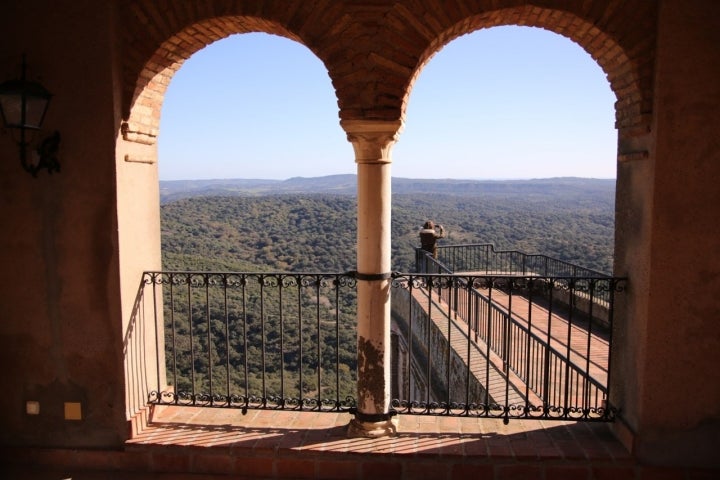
left=387, top=3, right=654, bottom=133
left=122, top=15, right=307, bottom=145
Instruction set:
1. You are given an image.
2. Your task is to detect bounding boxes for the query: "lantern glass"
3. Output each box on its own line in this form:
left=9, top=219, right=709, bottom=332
left=0, top=79, right=51, bottom=129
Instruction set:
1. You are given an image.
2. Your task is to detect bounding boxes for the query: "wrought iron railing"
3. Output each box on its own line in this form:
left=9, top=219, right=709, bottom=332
left=417, top=244, right=615, bottom=318
left=139, top=263, right=624, bottom=423
left=428, top=243, right=611, bottom=278
left=142, top=271, right=358, bottom=413
left=390, top=271, right=625, bottom=422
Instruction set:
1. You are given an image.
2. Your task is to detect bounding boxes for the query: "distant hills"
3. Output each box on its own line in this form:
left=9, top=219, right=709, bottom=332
left=160, top=175, right=615, bottom=203
left=158, top=176, right=616, bottom=400
left=160, top=176, right=616, bottom=273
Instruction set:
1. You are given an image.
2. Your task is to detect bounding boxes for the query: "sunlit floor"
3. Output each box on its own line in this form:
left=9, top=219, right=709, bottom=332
left=3, top=405, right=638, bottom=480
left=128, top=404, right=630, bottom=459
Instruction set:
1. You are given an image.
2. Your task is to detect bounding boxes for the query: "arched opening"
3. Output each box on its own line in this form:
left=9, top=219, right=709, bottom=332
left=393, top=25, right=617, bottom=273
left=384, top=23, right=622, bottom=426
left=157, top=32, right=352, bottom=271
left=118, top=23, right=356, bottom=424
left=116, top=1, right=652, bottom=440
left=157, top=33, right=350, bottom=182
left=151, top=33, right=359, bottom=415
left=384, top=6, right=649, bottom=437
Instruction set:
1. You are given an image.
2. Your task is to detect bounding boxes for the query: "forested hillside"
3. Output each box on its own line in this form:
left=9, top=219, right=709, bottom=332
left=158, top=180, right=615, bottom=401
left=161, top=184, right=615, bottom=273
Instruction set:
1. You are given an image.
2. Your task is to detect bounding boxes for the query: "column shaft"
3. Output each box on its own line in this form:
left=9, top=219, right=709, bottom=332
left=356, top=161, right=391, bottom=414
left=342, top=120, right=402, bottom=438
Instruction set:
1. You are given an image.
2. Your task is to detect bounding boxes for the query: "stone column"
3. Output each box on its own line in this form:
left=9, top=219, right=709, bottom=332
left=342, top=119, right=403, bottom=438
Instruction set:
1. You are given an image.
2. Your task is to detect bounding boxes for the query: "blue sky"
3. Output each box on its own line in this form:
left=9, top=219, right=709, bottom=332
left=158, top=26, right=617, bottom=181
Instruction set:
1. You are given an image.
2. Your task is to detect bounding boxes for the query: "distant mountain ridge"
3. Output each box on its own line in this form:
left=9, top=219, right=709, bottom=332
left=160, top=175, right=615, bottom=203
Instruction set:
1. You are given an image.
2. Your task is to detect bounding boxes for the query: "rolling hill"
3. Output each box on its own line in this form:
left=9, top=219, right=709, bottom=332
left=160, top=176, right=615, bottom=273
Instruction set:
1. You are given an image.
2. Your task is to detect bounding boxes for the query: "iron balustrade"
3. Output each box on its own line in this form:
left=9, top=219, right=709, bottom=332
left=138, top=264, right=624, bottom=423
left=418, top=244, right=615, bottom=320
left=142, top=271, right=358, bottom=413
left=390, top=272, right=625, bottom=422
left=403, top=247, right=624, bottom=421
left=430, top=243, right=611, bottom=278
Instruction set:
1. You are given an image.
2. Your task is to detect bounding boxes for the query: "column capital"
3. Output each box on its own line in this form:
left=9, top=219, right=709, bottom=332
left=341, top=119, right=404, bottom=164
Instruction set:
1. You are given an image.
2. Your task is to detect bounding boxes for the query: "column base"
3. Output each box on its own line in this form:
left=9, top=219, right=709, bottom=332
left=347, top=417, right=398, bottom=438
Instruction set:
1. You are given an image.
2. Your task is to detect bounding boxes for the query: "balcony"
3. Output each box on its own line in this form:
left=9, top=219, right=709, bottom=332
left=1, top=1, right=718, bottom=476
left=71, top=246, right=642, bottom=478
left=127, top=244, right=625, bottom=426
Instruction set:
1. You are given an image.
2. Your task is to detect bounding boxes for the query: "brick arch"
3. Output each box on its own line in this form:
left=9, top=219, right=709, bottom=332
left=119, top=0, right=357, bottom=145
left=387, top=2, right=655, bottom=132
left=118, top=1, right=657, bottom=143
left=121, top=16, right=308, bottom=144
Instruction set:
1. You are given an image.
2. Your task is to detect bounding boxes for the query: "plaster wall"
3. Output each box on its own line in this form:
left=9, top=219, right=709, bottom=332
left=0, top=1, right=127, bottom=447
left=628, top=0, right=720, bottom=466
left=391, top=288, right=488, bottom=405
left=116, top=110, right=164, bottom=424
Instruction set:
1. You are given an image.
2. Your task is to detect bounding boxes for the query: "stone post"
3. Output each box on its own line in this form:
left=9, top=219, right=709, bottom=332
left=342, top=119, right=403, bottom=437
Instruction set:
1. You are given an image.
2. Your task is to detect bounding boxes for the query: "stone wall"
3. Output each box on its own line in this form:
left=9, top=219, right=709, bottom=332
left=391, top=288, right=488, bottom=407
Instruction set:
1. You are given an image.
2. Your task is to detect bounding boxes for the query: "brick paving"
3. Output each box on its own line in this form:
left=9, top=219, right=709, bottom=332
left=488, top=288, right=610, bottom=386
left=128, top=405, right=632, bottom=470
left=4, top=405, right=716, bottom=479
left=415, top=283, right=611, bottom=415
left=479, top=287, right=611, bottom=413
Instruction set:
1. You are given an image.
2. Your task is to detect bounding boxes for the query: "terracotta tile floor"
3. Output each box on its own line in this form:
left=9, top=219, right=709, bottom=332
left=7, top=407, right=717, bottom=479
left=126, top=404, right=631, bottom=462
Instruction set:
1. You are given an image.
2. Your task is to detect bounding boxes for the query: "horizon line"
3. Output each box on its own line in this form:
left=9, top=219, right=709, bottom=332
left=159, top=174, right=617, bottom=182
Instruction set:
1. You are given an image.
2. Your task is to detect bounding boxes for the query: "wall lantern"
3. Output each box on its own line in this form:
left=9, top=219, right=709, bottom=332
left=0, top=55, right=60, bottom=176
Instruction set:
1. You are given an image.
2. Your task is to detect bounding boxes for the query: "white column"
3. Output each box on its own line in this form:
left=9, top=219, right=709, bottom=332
left=342, top=119, right=403, bottom=438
